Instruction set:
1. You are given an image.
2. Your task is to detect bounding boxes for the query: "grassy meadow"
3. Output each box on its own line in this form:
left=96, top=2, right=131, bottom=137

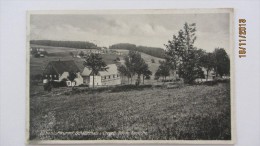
left=29, top=45, right=164, bottom=85
left=30, top=44, right=122, bottom=75
left=29, top=82, right=231, bottom=140
left=29, top=44, right=231, bottom=140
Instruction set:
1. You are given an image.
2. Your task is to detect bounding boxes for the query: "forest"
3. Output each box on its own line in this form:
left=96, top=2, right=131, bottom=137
left=109, top=43, right=165, bottom=59
left=30, top=40, right=98, bottom=49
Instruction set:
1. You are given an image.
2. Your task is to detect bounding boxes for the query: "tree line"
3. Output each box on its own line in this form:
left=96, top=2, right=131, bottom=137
left=109, top=43, right=165, bottom=59
left=84, top=22, right=230, bottom=86
left=155, top=22, right=230, bottom=84
left=83, top=50, right=152, bottom=87
left=30, top=40, right=98, bottom=49
left=117, top=51, right=152, bottom=85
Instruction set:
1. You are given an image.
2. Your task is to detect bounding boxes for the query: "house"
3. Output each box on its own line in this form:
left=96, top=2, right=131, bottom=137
left=43, top=60, right=83, bottom=86
left=85, top=49, right=102, bottom=54
left=100, top=47, right=110, bottom=54
left=38, top=48, right=45, bottom=52
left=81, top=64, right=121, bottom=86
left=195, top=68, right=215, bottom=82
left=115, top=51, right=122, bottom=55
left=40, top=54, right=45, bottom=57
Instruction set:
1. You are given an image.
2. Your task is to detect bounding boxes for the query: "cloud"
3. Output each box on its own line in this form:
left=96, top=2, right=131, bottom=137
left=30, top=13, right=230, bottom=53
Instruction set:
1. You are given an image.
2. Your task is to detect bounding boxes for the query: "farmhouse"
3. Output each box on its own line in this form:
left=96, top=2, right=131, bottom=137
left=31, top=47, right=45, bottom=52
left=195, top=68, right=216, bottom=82
left=85, top=49, right=103, bottom=54
left=81, top=64, right=121, bottom=86
left=100, top=47, right=110, bottom=53
left=43, top=60, right=83, bottom=86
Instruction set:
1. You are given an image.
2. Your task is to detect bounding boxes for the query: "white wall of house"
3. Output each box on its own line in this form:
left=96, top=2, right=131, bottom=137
left=66, top=81, right=76, bottom=87
left=101, top=74, right=121, bottom=86
left=74, top=73, right=83, bottom=86
left=89, top=75, right=102, bottom=86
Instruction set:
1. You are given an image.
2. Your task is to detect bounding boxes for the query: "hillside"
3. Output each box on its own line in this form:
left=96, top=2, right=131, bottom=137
left=29, top=44, right=165, bottom=85
left=29, top=45, right=121, bottom=76
left=109, top=43, right=165, bottom=59
left=114, top=49, right=164, bottom=76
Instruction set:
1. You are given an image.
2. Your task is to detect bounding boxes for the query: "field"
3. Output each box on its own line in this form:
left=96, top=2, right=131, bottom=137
left=29, top=82, right=231, bottom=140
left=30, top=45, right=164, bottom=85
left=29, top=44, right=231, bottom=140
left=30, top=44, right=122, bottom=75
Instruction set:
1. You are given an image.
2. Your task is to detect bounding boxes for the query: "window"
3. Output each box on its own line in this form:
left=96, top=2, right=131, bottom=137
left=54, top=75, right=56, bottom=78
left=113, top=75, right=115, bottom=78
left=104, top=76, right=106, bottom=79
left=50, top=75, right=52, bottom=77
left=117, top=74, right=119, bottom=77
left=108, top=75, right=110, bottom=79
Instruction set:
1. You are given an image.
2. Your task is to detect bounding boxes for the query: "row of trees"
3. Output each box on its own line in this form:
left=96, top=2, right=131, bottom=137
left=65, top=22, right=230, bottom=88
left=118, top=51, right=152, bottom=85
left=83, top=51, right=152, bottom=88
left=155, top=23, right=230, bottom=84
left=30, top=40, right=98, bottom=49
left=109, top=43, right=165, bottom=59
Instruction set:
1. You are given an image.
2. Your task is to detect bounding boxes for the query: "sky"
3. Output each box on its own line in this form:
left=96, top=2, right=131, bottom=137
left=30, top=13, right=230, bottom=53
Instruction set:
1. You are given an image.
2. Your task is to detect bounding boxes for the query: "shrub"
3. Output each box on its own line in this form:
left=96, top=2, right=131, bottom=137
left=50, top=81, right=61, bottom=88
left=202, top=80, right=218, bottom=86
left=110, top=84, right=152, bottom=92
left=216, top=78, right=230, bottom=83
left=34, top=53, right=40, bottom=58
left=43, top=83, right=52, bottom=91
left=41, top=51, right=48, bottom=56
left=59, top=80, right=68, bottom=87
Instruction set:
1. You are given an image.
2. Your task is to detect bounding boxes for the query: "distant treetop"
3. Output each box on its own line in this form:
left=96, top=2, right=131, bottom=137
left=109, top=43, right=165, bottom=59
left=30, top=40, right=98, bottom=49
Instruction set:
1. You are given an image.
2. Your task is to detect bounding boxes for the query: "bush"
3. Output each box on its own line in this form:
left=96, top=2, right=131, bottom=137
left=216, top=78, right=230, bottom=83
left=43, top=83, right=52, bottom=91
left=34, top=53, right=40, bottom=58
left=153, top=85, right=164, bottom=88
left=50, top=81, right=61, bottom=88
left=41, top=51, right=48, bottom=56
left=59, top=80, right=68, bottom=87
left=110, top=84, right=152, bottom=92
left=202, top=80, right=218, bottom=86
left=78, top=84, right=89, bottom=87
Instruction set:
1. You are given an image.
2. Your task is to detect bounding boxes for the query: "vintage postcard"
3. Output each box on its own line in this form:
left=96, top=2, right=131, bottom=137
left=26, top=9, right=235, bottom=144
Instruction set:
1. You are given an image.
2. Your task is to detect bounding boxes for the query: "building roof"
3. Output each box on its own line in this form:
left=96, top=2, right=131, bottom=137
left=81, top=64, right=118, bottom=76
left=99, top=64, right=118, bottom=76
left=81, top=67, right=92, bottom=76
left=48, top=60, right=80, bottom=74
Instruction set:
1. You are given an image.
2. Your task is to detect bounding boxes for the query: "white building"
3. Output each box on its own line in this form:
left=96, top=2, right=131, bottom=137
left=81, top=64, right=121, bottom=87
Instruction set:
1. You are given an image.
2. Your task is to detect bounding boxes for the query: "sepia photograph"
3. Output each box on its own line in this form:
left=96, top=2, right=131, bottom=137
left=27, top=9, right=234, bottom=144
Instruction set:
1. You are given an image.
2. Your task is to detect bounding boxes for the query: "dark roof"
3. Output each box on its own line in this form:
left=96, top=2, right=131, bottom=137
left=48, top=60, right=80, bottom=74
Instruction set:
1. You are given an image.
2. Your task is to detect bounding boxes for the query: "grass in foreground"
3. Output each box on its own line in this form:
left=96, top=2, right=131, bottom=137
left=29, top=83, right=231, bottom=140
